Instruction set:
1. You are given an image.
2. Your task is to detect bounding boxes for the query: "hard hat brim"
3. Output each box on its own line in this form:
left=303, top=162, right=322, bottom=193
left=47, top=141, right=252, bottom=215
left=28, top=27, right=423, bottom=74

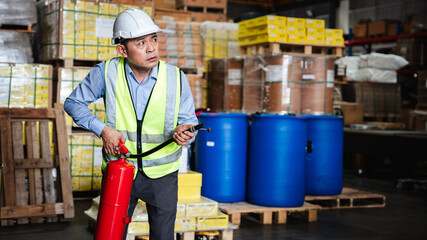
left=111, top=26, right=162, bottom=45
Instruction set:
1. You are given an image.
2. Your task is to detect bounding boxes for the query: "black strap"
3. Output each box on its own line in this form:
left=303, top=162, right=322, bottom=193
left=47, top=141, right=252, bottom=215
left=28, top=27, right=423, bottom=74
left=129, top=123, right=204, bottom=159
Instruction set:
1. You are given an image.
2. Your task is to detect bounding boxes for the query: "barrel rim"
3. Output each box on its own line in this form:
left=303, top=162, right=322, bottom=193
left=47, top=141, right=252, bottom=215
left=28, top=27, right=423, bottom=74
left=198, top=112, right=250, bottom=118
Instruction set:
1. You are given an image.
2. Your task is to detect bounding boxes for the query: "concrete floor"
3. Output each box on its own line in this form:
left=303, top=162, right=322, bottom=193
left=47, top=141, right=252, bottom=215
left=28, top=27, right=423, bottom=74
left=0, top=173, right=426, bottom=240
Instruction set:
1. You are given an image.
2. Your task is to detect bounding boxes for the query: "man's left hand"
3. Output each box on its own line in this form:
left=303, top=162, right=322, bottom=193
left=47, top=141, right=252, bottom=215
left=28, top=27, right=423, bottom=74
left=173, top=124, right=196, bottom=146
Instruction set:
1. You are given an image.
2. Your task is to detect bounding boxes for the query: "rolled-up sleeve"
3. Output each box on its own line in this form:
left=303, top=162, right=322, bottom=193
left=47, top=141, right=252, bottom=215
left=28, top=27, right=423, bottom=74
left=63, top=63, right=107, bottom=137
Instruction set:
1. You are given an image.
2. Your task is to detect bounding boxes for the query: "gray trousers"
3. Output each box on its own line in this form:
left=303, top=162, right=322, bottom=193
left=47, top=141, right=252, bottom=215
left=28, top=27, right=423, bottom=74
left=122, top=170, right=178, bottom=240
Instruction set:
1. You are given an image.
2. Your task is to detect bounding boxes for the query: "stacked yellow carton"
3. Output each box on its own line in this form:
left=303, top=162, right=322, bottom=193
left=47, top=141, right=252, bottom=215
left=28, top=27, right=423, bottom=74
left=238, top=15, right=344, bottom=46
left=0, top=63, right=52, bottom=108
left=200, top=21, right=239, bottom=61
left=84, top=171, right=229, bottom=235
left=238, top=15, right=287, bottom=46
left=42, top=0, right=152, bottom=61
left=57, top=67, right=105, bottom=127
left=69, top=132, right=103, bottom=191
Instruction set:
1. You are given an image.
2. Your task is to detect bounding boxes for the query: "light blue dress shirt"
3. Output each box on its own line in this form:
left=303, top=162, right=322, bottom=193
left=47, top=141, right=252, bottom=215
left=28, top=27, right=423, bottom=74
left=64, top=60, right=199, bottom=139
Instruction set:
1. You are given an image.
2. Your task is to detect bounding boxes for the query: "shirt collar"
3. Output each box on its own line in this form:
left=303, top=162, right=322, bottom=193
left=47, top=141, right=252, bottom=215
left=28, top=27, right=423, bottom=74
left=124, top=60, right=158, bottom=83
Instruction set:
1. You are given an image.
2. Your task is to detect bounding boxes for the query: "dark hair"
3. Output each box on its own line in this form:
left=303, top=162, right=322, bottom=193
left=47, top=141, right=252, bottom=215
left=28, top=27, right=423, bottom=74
left=119, top=39, right=129, bottom=49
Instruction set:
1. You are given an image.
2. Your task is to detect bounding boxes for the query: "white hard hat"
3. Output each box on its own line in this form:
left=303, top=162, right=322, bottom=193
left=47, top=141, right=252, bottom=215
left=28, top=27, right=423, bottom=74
left=112, top=8, right=160, bottom=45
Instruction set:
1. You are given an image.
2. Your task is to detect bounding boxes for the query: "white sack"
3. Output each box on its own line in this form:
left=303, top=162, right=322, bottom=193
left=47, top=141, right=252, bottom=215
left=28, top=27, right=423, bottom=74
left=358, top=53, right=408, bottom=70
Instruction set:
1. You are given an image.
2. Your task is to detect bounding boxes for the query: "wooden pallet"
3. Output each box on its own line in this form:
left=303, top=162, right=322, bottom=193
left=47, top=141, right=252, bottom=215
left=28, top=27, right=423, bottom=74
left=43, top=59, right=101, bottom=68
left=0, top=104, right=74, bottom=225
left=88, top=218, right=237, bottom=240
left=240, top=42, right=344, bottom=57
left=305, top=187, right=386, bottom=209
left=218, top=201, right=321, bottom=225
left=0, top=24, right=35, bottom=33
left=177, top=5, right=227, bottom=14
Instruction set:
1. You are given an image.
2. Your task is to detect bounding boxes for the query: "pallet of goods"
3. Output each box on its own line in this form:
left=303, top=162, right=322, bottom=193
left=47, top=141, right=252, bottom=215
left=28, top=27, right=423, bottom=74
left=68, top=132, right=104, bottom=192
left=56, top=66, right=105, bottom=129
left=238, top=15, right=344, bottom=57
left=216, top=53, right=335, bottom=115
left=0, top=31, right=34, bottom=63
left=0, top=63, right=53, bottom=108
left=85, top=171, right=237, bottom=239
left=0, top=0, right=37, bottom=33
left=41, top=0, right=153, bottom=62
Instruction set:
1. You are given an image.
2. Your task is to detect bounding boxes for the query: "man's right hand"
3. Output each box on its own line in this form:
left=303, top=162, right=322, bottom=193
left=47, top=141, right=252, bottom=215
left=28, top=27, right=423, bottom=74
left=100, top=126, right=126, bottom=155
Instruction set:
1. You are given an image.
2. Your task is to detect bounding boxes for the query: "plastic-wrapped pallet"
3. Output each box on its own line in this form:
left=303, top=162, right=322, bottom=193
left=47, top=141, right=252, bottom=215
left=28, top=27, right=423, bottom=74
left=200, top=21, right=239, bottom=60
left=156, top=20, right=203, bottom=69
left=69, top=132, right=103, bottom=191
left=41, top=0, right=152, bottom=61
left=0, top=0, right=37, bottom=26
left=358, top=53, right=409, bottom=70
left=0, top=63, right=52, bottom=108
left=0, top=31, right=33, bottom=63
left=57, top=67, right=105, bottom=127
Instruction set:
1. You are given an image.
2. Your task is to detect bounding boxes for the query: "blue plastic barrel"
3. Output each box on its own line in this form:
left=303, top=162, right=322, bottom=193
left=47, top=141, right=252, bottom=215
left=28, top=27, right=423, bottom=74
left=247, top=114, right=307, bottom=207
left=195, top=113, right=249, bottom=202
left=304, top=115, right=343, bottom=195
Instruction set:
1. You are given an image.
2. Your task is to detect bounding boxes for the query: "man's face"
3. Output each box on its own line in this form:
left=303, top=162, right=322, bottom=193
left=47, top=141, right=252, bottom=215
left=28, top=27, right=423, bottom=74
left=118, top=33, right=159, bottom=70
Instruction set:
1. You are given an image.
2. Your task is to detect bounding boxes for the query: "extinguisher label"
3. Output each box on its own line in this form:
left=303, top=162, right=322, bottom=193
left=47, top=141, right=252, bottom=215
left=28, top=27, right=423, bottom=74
left=206, top=141, right=215, bottom=147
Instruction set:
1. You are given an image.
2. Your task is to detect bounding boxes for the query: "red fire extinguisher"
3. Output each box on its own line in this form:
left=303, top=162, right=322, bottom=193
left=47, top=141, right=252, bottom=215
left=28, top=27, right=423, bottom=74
left=94, top=123, right=209, bottom=240
left=95, top=142, right=134, bottom=240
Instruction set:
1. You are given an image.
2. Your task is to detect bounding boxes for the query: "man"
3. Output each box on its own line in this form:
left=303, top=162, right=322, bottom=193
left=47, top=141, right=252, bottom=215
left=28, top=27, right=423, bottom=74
left=64, top=8, right=198, bottom=240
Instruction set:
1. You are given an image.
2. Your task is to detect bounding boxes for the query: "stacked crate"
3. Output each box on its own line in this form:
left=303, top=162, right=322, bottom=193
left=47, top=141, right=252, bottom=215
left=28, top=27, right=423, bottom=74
left=85, top=170, right=230, bottom=235
left=238, top=15, right=344, bottom=47
left=69, top=133, right=103, bottom=191
left=156, top=20, right=203, bottom=69
left=0, top=63, right=52, bottom=108
left=41, top=0, right=153, bottom=61
left=56, top=66, right=105, bottom=128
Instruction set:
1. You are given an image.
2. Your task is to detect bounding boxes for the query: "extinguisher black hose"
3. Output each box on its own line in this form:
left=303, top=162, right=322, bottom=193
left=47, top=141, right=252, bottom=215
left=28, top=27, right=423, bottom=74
left=129, top=123, right=206, bottom=158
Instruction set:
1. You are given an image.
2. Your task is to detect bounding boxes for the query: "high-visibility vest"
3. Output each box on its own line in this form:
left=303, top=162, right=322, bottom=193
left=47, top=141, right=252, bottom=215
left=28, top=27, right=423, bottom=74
left=102, top=57, right=182, bottom=179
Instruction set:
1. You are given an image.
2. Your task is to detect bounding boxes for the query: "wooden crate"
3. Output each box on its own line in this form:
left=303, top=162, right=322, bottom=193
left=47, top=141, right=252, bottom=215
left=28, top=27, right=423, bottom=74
left=218, top=202, right=321, bottom=226
left=190, top=12, right=226, bottom=22
left=0, top=104, right=74, bottom=225
left=305, top=187, right=386, bottom=209
left=240, top=42, right=344, bottom=57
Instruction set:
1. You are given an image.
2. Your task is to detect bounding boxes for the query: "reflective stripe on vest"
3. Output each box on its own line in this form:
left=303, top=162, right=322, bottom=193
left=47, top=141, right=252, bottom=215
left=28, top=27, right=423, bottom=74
left=103, top=57, right=181, bottom=172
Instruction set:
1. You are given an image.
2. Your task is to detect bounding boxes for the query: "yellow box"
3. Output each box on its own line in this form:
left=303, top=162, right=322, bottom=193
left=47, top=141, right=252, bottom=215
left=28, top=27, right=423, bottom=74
left=79, top=177, right=92, bottom=191
left=287, top=35, right=306, bottom=44
left=306, top=28, right=325, bottom=37
left=175, top=217, right=196, bottom=232
left=196, top=211, right=229, bottom=230
left=99, top=3, right=110, bottom=15
left=256, top=25, right=286, bottom=35
left=128, top=221, right=149, bottom=234
left=287, top=17, right=306, bottom=28
left=143, top=7, right=153, bottom=17
left=109, top=4, right=120, bottom=15
left=177, top=203, right=186, bottom=219
left=257, top=33, right=287, bottom=44
left=63, top=0, right=74, bottom=10
left=93, top=176, right=102, bottom=190
left=184, top=197, right=218, bottom=217
left=325, top=37, right=344, bottom=46
left=71, top=177, right=80, bottom=191
left=85, top=1, right=97, bottom=13
left=120, top=4, right=138, bottom=12
left=62, top=45, right=75, bottom=58
left=75, top=0, right=85, bottom=11
left=253, top=15, right=286, bottom=27
left=109, top=46, right=119, bottom=58
left=306, top=19, right=325, bottom=28
left=287, top=26, right=306, bottom=36
left=178, top=186, right=201, bottom=201
left=178, top=171, right=202, bottom=187
left=325, top=28, right=343, bottom=38
left=85, top=46, right=98, bottom=60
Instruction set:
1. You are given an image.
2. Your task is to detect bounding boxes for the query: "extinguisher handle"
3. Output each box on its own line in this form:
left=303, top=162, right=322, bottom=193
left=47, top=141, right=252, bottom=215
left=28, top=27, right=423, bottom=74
left=118, top=141, right=129, bottom=154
